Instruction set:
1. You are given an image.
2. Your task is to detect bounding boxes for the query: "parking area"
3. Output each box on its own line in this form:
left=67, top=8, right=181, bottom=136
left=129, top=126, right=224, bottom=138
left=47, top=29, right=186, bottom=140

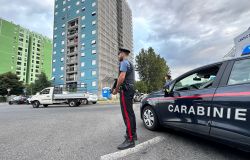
left=0, top=103, right=249, bottom=160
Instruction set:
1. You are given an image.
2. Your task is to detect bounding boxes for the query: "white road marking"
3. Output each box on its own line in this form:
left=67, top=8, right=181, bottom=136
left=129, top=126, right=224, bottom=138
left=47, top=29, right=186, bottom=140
left=100, top=136, right=165, bottom=160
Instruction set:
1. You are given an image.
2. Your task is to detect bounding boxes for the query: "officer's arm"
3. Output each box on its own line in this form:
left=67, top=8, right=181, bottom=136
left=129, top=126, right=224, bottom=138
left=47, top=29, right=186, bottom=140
left=115, top=72, right=126, bottom=91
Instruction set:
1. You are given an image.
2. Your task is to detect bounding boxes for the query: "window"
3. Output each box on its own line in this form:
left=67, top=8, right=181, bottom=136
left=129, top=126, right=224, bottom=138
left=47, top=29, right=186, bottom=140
left=76, top=10, right=80, bottom=14
left=63, top=8, right=66, bottom=12
left=61, top=49, right=65, bottom=52
left=81, top=34, right=85, bottom=38
left=81, top=62, right=85, bottom=67
left=81, top=16, right=85, bottom=20
left=92, top=50, right=96, bottom=54
left=62, top=32, right=65, bottom=36
left=91, top=40, right=96, bottom=45
left=53, top=68, right=56, bottom=72
left=62, top=41, right=65, bottom=45
left=92, top=20, right=96, bottom=25
left=173, top=65, right=221, bottom=91
left=92, top=60, right=96, bottom=65
left=81, top=53, right=85, bottom=57
left=92, top=30, right=96, bottom=35
left=81, top=25, right=86, bottom=28
left=81, top=83, right=86, bottom=87
left=228, top=59, right=250, bottom=85
left=81, top=72, right=85, bottom=77
left=61, top=67, right=64, bottom=71
left=41, top=89, right=50, bottom=95
left=92, top=2, right=96, bottom=7
left=82, top=7, right=85, bottom=11
left=92, top=81, right=96, bottom=87
left=61, top=57, right=64, bottom=61
left=63, top=0, right=66, bottom=5
left=92, top=71, right=96, bottom=76
left=62, top=24, right=65, bottom=28
left=76, top=1, right=80, bottom=5
left=53, top=59, right=56, bottom=63
left=92, top=11, right=96, bottom=16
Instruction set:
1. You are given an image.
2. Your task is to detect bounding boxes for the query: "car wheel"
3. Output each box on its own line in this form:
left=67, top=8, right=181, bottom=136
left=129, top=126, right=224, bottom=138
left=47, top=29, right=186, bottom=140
left=43, top=104, right=48, bottom=107
left=69, top=100, right=77, bottom=107
left=142, top=106, right=159, bottom=130
left=92, top=102, right=97, bottom=104
left=82, top=99, right=88, bottom=105
left=8, top=101, right=13, bottom=105
left=76, top=102, right=81, bottom=106
left=32, top=101, right=40, bottom=108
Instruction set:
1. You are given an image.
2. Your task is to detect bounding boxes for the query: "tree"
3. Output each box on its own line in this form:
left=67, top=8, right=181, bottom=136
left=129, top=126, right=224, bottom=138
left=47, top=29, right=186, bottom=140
left=0, top=72, right=24, bottom=96
left=135, top=81, right=148, bottom=93
left=29, top=72, right=51, bottom=94
left=135, top=47, right=170, bottom=93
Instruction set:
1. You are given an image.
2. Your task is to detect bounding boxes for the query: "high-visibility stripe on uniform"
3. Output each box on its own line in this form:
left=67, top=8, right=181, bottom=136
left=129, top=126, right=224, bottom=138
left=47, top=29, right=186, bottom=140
left=121, top=90, right=133, bottom=141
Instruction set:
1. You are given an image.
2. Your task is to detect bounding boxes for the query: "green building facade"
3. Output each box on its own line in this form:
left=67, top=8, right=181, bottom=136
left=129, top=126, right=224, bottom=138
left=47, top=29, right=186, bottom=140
left=0, top=18, right=52, bottom=84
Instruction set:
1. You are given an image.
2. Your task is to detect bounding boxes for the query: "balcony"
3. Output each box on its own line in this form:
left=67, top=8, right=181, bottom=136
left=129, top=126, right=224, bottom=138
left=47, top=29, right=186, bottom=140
left=67, top=33, right=78, bottom=39
left=68, top=24, right=78, bottom=30
left=66, top=77, right=76, bottom=82
left=66, top=67, right=77, bottom=73
left=66, top=58, right=78, bottom=64
left=67, top=41, right=78, bottom=47
left=66, top=74, right=77, bottom=82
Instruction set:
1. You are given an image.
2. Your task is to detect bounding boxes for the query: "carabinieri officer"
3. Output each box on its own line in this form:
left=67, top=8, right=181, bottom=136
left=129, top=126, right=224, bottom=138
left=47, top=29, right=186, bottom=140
left=112, top=48, right=137, bottom=150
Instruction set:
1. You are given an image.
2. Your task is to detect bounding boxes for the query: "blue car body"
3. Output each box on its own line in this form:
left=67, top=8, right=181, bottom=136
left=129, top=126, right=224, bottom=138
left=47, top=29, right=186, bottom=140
left=141, top=56, right=250, bottom=151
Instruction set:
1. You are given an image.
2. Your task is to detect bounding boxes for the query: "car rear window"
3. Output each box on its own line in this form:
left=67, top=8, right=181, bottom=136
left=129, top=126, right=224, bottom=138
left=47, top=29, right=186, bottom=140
left=228, top=58, right=250, bottom=85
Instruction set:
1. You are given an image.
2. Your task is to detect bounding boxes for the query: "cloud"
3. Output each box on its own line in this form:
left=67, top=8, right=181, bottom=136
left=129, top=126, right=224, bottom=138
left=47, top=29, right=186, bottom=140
left=0, top=0, right=54, bottom=38
left=128, top=0, right=250, bottom=78
left=1, top=0, right=250, bottom=79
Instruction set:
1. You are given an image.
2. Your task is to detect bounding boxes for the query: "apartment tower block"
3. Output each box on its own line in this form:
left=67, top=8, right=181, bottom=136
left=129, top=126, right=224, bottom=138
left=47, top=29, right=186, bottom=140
left=52, top=0, right=133, bottom=94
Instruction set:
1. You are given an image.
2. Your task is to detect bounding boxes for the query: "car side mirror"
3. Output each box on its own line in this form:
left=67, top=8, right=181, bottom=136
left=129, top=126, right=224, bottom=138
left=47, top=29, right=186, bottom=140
left=163, top=86, right=170, bottom=97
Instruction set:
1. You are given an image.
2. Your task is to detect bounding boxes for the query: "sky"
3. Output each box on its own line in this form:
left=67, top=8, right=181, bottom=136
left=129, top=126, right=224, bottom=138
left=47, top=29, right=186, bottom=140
left=1, top=0, right=250, bottom=78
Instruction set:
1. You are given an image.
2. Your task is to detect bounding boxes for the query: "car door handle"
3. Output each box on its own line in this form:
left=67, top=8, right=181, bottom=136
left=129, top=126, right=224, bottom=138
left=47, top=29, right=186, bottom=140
left=207, top=121, right=212, bottom=126
left=46, top=96, right=50, bottom=98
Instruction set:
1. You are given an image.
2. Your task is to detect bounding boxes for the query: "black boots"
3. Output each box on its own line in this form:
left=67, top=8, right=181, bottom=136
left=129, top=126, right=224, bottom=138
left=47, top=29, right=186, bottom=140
left=117, top=138, right=135, bottom=150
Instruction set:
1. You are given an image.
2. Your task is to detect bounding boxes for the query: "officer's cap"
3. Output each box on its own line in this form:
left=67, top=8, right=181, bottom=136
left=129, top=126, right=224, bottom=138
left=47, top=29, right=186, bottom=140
left=118, top=48, right=130, bottom=55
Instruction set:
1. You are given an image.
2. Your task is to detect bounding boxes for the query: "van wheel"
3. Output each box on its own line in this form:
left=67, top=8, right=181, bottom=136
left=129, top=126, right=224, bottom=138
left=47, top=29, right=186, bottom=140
left=69, top=100, right=77, bottom=107
left=9, top=101, right=13, bottom=105
left=142, top=106, right=159, bottom=131
left=32, top=101, right=40, bottom=108
left=92, top=102, right=97, bottom=104
left=43, top=104, right=48, bottom=107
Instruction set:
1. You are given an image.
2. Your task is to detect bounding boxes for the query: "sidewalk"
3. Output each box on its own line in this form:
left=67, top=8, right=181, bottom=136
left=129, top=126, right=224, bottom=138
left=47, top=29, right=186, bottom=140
left=0, top=102, right=7, bottom=106
left=97, top=100, right=120, bottom=105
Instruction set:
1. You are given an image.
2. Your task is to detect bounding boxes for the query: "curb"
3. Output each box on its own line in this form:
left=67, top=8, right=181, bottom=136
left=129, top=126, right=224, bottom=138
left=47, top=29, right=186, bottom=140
left=97, top=101, right=119, bottom=105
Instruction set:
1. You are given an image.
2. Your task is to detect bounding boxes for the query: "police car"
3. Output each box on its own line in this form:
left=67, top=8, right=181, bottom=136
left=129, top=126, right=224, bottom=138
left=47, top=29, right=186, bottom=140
left=140, top=55, right=250, bottom=151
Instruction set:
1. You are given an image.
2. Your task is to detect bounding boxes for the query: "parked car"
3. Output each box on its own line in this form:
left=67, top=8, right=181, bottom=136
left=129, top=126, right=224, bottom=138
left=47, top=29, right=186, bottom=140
left=134, top=92, right=147, bottom=102
left=8, top=96, right=28, bottom=105
left=82, top=93, right=98, bottom=104
left=140, top=55, right=250, bottom=151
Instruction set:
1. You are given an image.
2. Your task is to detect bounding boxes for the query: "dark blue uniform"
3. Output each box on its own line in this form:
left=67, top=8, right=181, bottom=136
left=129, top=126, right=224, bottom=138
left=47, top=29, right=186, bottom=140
left=119, top=59, right=136, bottom=141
